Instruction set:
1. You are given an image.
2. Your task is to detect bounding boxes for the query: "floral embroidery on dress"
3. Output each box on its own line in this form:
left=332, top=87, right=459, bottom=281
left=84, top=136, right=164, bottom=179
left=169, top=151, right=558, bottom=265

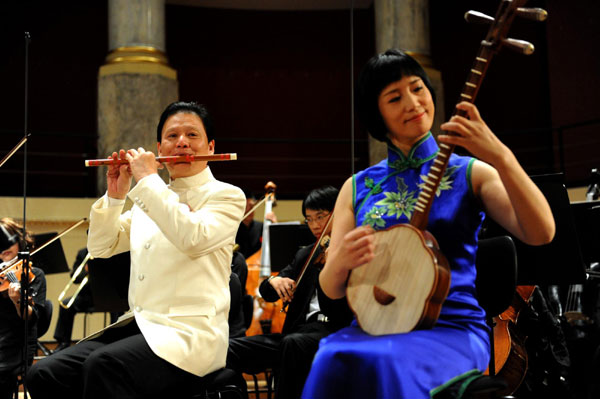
left=418, top=165, right=460, bottom=197
left=363, top=206, right=387, bottom=228
left=374, top=177, right=417, bottom=220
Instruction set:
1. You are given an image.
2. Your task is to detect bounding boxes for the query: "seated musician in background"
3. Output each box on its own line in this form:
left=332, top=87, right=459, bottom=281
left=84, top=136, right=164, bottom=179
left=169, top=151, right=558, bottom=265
left=0, top=218, right=47, bottom=399
left=229, top=249, right=249, bottom=339
left=301, top=50, right=556, bottom=399
left=27, top=101, right=245, bottom=399
left=227, top=186, right=354, bottom=399
left=236, top=189, right=278, bottom=259
left=52, top=247, right=121, bottom=353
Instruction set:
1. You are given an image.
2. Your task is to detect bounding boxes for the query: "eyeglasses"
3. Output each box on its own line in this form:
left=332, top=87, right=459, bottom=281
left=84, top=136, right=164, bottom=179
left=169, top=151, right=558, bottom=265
left=304, top=212, right=330, bottom=225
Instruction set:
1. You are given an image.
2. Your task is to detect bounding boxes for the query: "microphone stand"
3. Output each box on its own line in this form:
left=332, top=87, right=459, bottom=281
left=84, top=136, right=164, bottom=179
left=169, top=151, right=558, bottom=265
left=19, top=31, right=32, bottom=399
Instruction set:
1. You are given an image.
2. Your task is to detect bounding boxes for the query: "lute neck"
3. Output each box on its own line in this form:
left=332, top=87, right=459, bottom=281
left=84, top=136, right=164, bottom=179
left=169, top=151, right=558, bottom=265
left=409, top=43, right=496, bottom=231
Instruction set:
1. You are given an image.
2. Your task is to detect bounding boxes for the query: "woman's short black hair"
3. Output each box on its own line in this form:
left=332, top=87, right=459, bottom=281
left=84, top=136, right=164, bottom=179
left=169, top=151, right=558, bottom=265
left=0, top=217, right=34, bottom=252
left=302, top=186, right=339, bottom=217
left=156, top=101, right=215, bottom=143
left=356, top=49, right=436, bottom=142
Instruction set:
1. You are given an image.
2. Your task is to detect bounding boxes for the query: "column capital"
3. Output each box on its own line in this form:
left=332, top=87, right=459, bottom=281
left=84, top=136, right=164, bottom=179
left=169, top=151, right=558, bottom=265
left=100, top=46, right=177, bottom=79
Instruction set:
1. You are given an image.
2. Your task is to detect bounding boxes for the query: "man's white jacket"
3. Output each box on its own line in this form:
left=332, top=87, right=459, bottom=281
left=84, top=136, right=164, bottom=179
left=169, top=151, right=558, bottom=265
left=87, top=167, right=245, bottom=376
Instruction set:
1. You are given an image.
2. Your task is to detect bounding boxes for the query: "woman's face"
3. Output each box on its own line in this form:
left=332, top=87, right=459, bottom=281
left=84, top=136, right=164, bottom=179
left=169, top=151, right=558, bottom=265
left=1, top=243, right=19, bottom=262
left=378, top=75, right=434, bottom=151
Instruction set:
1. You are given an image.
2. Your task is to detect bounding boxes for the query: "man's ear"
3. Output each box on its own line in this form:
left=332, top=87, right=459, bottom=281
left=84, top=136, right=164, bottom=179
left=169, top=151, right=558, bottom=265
left=157, top=142, right=162, bottom=156
left=208, top=140, right=215, bottom=154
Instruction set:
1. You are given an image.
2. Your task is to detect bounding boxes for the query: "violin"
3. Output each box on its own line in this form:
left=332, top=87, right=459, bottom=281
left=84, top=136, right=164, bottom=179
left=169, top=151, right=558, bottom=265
left=1, top=218, right=86, bottom=293
left=0, top=257, right=36, bottom=292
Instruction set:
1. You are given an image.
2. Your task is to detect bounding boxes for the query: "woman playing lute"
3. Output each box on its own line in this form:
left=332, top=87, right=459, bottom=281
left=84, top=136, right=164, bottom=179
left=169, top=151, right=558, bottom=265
left=302, top=49, right=555, bottom=399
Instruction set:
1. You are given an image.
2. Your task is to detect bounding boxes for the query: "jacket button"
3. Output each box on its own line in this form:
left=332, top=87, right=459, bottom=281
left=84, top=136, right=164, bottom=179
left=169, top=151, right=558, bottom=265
left=135, top=306, right=142, bottom=312
left=145, top=242, right=151, bottom=249
left=138, top=274, right=144, bottom=281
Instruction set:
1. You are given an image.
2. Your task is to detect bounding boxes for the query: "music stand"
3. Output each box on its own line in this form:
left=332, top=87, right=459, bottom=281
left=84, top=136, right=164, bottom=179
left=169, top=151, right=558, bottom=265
left=481, top=173, right=587, bottom=285
left=31, top=232, right=69, bottom=274
left=87, top=252, right=130, bottom=313
left=569, top=200, right=600, bottom=266
left=269, top=223, right=315, bottom=273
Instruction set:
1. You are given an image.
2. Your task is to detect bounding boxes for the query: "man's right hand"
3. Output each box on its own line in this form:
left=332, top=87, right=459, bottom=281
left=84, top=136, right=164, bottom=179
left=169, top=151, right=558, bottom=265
left=269, top=276, right=295, bottom=303
left=107, top=150, right=132, bottom=200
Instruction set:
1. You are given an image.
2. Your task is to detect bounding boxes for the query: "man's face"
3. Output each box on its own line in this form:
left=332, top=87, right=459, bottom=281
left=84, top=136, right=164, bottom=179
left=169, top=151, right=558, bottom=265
left=157, top=112, right=215, bottom=179
left=304, top=209, right=332, bottom=238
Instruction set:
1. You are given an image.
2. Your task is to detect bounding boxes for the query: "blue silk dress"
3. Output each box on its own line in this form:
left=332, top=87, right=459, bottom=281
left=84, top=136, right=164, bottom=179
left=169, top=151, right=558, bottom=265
left=302, top=133, right=490, bottom=399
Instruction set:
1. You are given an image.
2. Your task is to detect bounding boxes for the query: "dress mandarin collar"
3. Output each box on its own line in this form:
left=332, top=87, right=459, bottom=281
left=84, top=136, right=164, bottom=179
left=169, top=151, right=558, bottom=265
left=387, top=132, right=439, bottom=171
left=168, top=166, right=214, bottom=190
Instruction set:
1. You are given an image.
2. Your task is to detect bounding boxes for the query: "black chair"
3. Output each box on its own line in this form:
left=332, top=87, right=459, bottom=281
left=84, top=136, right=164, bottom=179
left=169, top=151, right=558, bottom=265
left=14, top=298, right=54, bottom=398
left=36, top=298, right=53, bottom=357
left=242, top=294, right=254, bottom=331
left=466, top=235, right=518, bottom=398
left=231, top=253, right=273, bottom=398
left=189, top=368, right=247, bottom=399
left=433, top=236, right=518, bottom=399
left=81, top=252, right=131, bottom=335
left=184, top=273, right=252, bottom=399
left=229, top=273, right=248, bottom=339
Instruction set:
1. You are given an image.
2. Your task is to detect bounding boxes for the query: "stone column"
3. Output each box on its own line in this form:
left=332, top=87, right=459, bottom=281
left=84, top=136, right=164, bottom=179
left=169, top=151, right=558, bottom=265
left=369, top=0, right=445, bottom=165
left=97, top=0, right=178, bottom=193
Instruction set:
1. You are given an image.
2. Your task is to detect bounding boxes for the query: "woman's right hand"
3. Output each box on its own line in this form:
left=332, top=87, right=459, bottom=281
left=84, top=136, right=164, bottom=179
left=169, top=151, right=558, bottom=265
left=318, top=178, right=376, bottom=299
left=333, top=225, right=376, bottom=273
left=106, top=150, right=132, bottom=199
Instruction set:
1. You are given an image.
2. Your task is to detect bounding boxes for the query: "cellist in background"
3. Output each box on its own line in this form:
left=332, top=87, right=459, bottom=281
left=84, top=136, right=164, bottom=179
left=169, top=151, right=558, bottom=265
left=236, top=189, right=278, bottom=259
left=0, top=218, right=47, bottom=399
left=227, top=186, right=354, bottom=399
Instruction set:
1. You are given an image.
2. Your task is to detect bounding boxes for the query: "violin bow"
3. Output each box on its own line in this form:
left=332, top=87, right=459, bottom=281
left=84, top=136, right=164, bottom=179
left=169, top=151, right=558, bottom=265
left=30, top=218, right=87, bottom=257
left=0, top=135, right=30, bottom=169
left=281, top=212, right=334, bottom=313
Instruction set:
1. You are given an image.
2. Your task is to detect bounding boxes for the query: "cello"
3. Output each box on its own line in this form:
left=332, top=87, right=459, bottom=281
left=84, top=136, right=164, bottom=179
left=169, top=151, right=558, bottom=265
left=245, top=182, right=287, bottom=335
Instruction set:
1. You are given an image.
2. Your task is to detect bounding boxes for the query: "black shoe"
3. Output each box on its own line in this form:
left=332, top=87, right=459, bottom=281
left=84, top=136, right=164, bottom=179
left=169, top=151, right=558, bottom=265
left=52, top=341, right=71, bottom=354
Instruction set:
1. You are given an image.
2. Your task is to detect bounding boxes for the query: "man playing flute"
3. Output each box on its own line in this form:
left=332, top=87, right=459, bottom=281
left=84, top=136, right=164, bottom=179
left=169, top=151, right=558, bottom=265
left=27, top=101, right=246, bottom=398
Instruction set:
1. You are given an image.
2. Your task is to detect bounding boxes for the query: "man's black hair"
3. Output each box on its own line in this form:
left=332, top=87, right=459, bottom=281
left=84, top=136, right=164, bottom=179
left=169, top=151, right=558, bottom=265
left=302, top=186, right=339, bottom=217
left=156, top=101, right=215, bottom=143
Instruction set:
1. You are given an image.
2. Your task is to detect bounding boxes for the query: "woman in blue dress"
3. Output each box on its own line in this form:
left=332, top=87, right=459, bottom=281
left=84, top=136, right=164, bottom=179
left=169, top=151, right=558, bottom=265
left=301, top=49, right=556, bottom=399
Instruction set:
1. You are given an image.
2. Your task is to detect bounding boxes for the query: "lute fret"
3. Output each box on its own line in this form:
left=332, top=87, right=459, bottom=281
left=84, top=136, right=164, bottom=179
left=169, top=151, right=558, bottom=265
left=410, top=44, right=497, bottom=231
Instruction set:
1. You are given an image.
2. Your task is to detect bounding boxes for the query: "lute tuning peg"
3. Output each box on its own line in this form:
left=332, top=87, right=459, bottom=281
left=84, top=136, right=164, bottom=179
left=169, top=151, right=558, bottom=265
left=516, top=7, right=548, bottom=22
left=464, top=10, right=494, bottom=25
left=502, top=38, right=535, bottom=55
